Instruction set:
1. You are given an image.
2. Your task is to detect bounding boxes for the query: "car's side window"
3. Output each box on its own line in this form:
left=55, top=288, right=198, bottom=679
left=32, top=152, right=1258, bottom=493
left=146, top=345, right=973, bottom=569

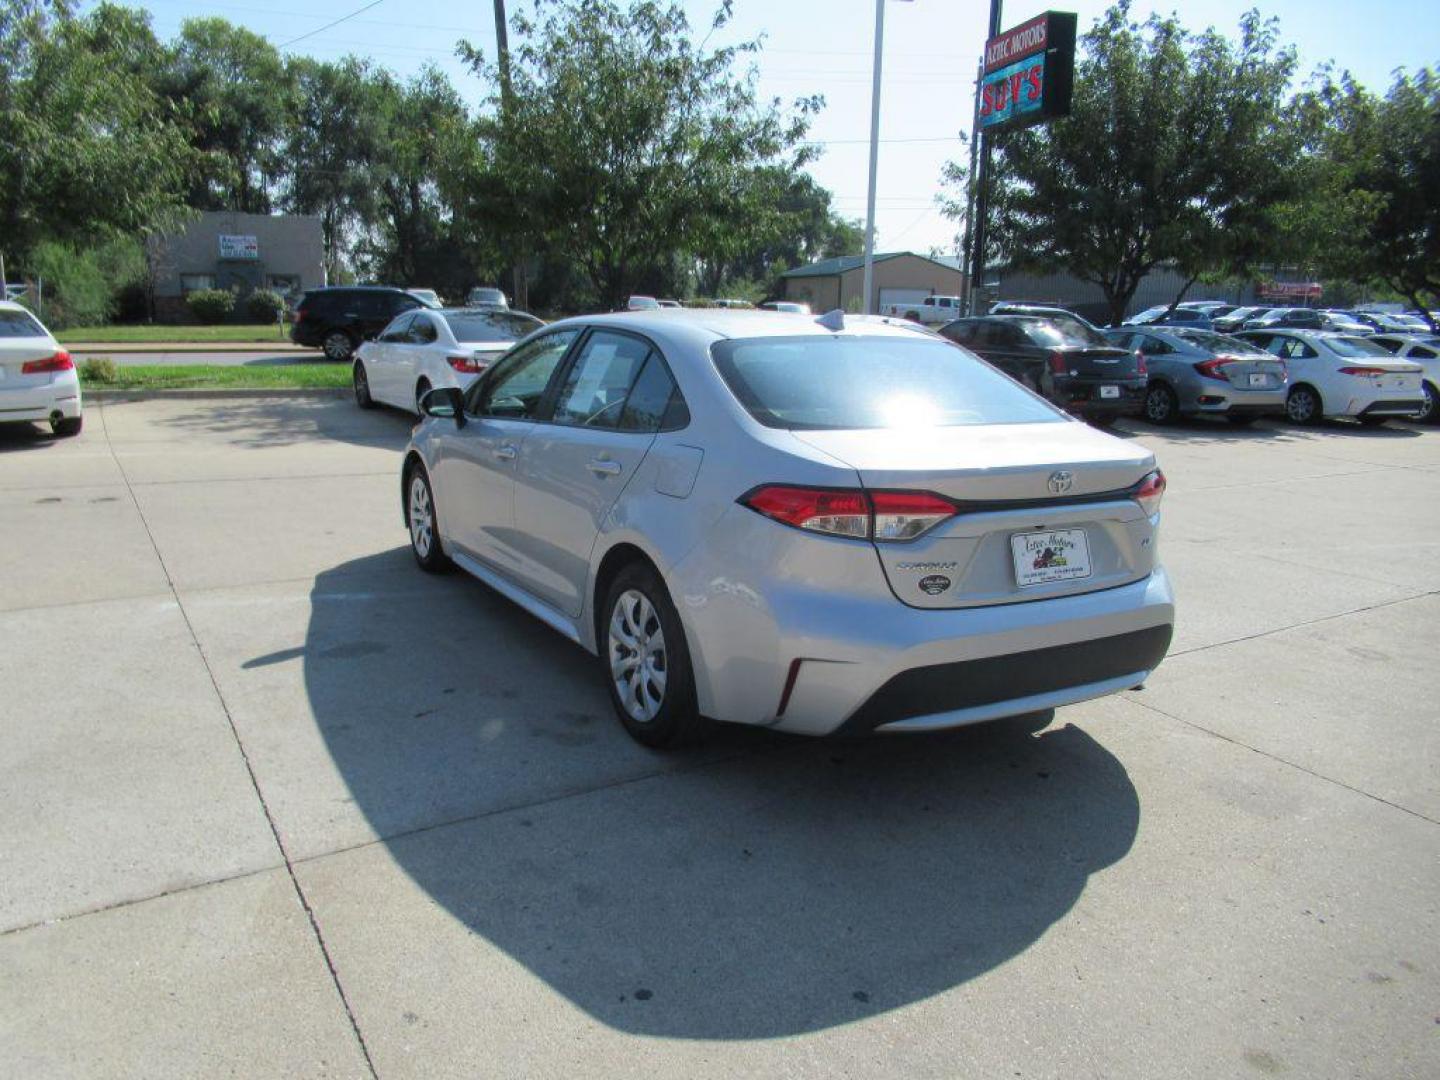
left=407, top=316, right=438, bottom=345
left=379, top=314, right=414, bottom=342
left=552, top=331, right=653, bottom=429
left=1140, top=335, right=1174, bottom=355
left=1412, top=346, right=1437, bottom=359
left=621, top=353, right=689, bottom=432
left=473, top=330, right=580, bottom=419
left=944, top=321, right=976, bottom=343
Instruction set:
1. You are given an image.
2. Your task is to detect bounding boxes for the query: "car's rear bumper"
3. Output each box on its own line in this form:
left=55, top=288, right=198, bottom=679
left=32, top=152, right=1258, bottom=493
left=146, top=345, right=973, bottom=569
left=1357, top=399, right=1426, bottom=418
left=1056, top=377, right=1146, bottom=415
left=0, top=376, right=82, bottom=424
left=1186, top=387, right=1287, bottom=414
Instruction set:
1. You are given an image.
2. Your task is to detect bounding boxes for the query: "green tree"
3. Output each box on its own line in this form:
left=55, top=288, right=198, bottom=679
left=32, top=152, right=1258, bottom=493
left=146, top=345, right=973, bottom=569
left=942, top=2, right=1298, bottom=325
left=157, top=17, right=294, bottom=212
left=1297, top=68, right=1440, bottom=325
left=0, top=1, right=193, bottom=262
left=460, top=0, right=820, bottom=310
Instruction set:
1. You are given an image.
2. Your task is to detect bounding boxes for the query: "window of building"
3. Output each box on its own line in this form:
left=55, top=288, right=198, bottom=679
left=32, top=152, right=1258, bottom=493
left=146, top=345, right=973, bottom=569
left=180, top=274, right=215, bottom=294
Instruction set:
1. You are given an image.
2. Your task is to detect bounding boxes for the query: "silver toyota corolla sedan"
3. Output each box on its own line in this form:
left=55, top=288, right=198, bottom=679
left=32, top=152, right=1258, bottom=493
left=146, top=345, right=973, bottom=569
left=401, top=310, right=1175, bottom=747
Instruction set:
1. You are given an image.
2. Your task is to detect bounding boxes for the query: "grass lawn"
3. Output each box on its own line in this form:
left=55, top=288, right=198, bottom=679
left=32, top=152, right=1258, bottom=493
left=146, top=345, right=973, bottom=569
left=58, top=323, right=292, bottom=344
left=80, top=363, right=349, bottom=391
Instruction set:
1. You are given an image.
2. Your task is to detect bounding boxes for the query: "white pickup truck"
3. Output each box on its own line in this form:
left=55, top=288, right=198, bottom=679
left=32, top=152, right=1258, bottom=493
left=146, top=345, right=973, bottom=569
left=879, top=295, right=963, bottom=325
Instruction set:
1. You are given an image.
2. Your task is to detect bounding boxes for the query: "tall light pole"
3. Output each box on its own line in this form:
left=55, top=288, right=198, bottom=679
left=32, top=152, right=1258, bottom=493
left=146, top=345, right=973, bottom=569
left=860, top=0, right=887, bottom=315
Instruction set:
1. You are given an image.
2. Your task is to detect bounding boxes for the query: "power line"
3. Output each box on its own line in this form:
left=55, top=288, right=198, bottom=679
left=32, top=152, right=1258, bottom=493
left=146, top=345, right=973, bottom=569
left=276, top=0, right=389, bottom=50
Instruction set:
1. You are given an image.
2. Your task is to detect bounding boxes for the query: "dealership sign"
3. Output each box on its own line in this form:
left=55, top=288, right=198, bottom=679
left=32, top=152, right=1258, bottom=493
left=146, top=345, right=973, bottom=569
left=218, top=234, right=259, bottom=260
left=980, top=12, right=1078, bottom=133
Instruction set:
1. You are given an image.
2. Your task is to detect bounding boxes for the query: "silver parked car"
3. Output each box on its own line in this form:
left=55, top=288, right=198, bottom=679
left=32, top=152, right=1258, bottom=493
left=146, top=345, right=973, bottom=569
left=401, top=311, right=1175, bottom=747
left=1105, top=326, right=1288, bottom=425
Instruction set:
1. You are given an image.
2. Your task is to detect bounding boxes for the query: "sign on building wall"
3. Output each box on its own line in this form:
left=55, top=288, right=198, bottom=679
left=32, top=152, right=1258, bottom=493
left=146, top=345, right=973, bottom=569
left=218, top=235, right=259, bottom=260
left=979, top=12, right=1077, bottom=133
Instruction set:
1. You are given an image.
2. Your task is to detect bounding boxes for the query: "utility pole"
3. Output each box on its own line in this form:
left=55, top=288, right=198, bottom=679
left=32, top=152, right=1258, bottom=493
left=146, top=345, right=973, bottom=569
left=860, top=0, right=886, bottom=315
left=962, top=57, right=982, bottom=315
left=970, top=0, right=1004, bottom=314
left=492, top=0, right=527, bottom=309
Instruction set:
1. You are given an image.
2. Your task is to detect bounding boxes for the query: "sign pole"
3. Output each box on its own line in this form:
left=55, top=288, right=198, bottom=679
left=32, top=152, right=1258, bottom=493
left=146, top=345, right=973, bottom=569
left=861, top=0, right=886, bottom=315
left=962, top=56, right=982, bottom=315
left=970, top=0, right=1004, bottom=313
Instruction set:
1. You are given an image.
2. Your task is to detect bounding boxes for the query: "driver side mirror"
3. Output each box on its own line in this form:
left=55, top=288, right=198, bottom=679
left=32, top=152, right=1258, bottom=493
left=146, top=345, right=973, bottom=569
left=420, top=386, right=466, bottom=427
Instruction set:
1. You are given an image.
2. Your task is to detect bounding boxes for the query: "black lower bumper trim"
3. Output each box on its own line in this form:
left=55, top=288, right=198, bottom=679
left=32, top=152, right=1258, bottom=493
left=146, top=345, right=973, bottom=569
left=836, top=624, right=1174, bottom=736
left=1359, top=401, right=1424, bottom=418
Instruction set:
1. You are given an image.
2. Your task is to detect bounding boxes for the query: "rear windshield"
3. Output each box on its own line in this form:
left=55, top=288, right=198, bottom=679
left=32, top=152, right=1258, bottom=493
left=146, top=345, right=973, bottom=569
left=711, top=335, right=1063, bottom=430
left=1327, top=336, right=1393, bottom=358
left=1172, top=329, right=1269, bottom=355
left=441, top=310, right=542, bottom=342
left=1016, top=317, right=1108, bottom=347
left=0, top=309, right=45, bottom=337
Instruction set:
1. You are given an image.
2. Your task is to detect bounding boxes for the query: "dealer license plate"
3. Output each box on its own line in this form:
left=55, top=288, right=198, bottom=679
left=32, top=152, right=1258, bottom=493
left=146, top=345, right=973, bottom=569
left=1248, top=373, right=1268, bottom=387
left=1011, top=529, right=1093, bottom=588
left=1099, top=385, right=1120, bottom=399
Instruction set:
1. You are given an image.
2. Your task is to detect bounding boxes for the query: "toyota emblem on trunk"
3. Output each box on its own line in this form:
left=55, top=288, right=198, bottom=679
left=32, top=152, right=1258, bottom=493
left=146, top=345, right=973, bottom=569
left=1048, top=471, right=1074, bottom=495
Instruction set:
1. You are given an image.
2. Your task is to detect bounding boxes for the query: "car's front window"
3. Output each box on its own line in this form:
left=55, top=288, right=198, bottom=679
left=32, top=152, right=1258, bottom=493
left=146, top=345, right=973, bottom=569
left=474, top=330, right=580, bottom=419
left=711, top=335, right=1064, bottom=430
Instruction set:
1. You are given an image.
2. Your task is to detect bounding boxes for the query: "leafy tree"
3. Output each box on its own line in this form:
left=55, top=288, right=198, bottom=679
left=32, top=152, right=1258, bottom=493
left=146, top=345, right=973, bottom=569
left=942, top=2, right=1298, bottom=325
left=1296, top=68, right=1440, bottom=325
left=460, top=0, right=820, bottom=310
left=0, top=1, right=193, bottom=262
left=157, top=17, right=294, bottom=212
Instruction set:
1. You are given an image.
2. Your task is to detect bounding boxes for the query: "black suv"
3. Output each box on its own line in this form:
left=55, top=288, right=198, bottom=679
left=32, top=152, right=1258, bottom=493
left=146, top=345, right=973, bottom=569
left=291, top=287, right=426, bottom=360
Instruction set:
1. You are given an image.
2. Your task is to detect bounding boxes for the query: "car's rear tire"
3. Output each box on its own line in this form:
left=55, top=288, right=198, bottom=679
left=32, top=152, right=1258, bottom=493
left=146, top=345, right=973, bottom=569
left=1143, top=383, right=1179, bottom=425
left=601, top=562, right=705, bottom=748
left=1285, top=385, right=1322, bottom=425
left=51, top=415, right=82, bottom=438
left=405, top=462, right=451, bottom=573
left=1416, top=381, right=1439, bottom=425
left=353, top=361, right=375, bottom=408
left=414, top=378, right=432, bottom=416
left=323, top=330, right=355, bottom=362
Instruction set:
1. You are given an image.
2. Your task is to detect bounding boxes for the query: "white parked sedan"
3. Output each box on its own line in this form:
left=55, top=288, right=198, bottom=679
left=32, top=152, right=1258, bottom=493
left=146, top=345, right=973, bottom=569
left=1235, top=330, right=1425, bottom=425
left=1369, top=333, right=1440, bottom=424
left=353, top=307, right=545, bottom=414
left=0, top=301, right=82, bottom=437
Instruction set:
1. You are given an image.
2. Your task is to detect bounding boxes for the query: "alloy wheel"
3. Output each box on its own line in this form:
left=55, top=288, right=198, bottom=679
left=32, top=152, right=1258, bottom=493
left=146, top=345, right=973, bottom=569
left=1286, top=388, right=1317, bottom=424
left=408, top=474, right=433, bottom=558
left=608, top=589, right=668, bottom=723
left=324, top=331, right=352, bottom=361
left=1145, top=384, right=1175, bottom=423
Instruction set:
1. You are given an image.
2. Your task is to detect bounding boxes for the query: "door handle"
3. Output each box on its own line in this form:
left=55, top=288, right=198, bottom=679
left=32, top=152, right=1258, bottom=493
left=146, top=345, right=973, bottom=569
left=587, top=458, right=622, bottom=477
left=494, top=444, right=518, bottom=461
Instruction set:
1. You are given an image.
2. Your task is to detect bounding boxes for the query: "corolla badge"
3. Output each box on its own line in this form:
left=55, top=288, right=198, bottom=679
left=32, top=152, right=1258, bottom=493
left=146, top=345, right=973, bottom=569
left=1047, top=470, right=1074, bottom=495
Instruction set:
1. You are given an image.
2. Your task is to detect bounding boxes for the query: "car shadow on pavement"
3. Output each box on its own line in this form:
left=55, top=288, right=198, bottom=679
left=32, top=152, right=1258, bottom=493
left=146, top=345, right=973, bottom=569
left=125, top=395, right=417, bottom=450
left=0, top=423, right=59, bottom=452
left=301, top=550, right=1141, bottom=1039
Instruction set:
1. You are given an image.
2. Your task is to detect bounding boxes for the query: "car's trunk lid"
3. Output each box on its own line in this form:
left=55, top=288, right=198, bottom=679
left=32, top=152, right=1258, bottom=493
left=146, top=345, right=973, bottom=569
left=0, top=338, right=62, bottom=385
left=791, top=422, right=1159, bottom=609
left=1054, top=345, right=1142, bottom=379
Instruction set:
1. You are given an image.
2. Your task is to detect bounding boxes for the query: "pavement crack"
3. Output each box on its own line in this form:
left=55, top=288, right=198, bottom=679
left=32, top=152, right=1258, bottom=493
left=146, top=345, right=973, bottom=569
left=97, top=403, right=382, bottom=1080
left=1125, top=694, right=1440, bottom=828
left=1168, top=589, right=1438, bottom=658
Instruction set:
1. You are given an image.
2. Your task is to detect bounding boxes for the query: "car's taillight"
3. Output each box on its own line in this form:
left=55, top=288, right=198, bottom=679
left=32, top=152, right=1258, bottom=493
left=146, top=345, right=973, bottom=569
left=1048, top=350, right=1069, bottom=374
left=1193, top=357, right=1235, bottom=381
left=1338, top=366, right=1387, bottom=377
left=1133, top=469, right=1166, bottom=516
left=446, top=354, right=486, bottom=374
left=871, top=491, right=958, bottom=541
left=22, top=351, right=73, bottom=375
left=1135, top=351, right=1147, bottom=375
left=740, top=486, right=956, bottom=542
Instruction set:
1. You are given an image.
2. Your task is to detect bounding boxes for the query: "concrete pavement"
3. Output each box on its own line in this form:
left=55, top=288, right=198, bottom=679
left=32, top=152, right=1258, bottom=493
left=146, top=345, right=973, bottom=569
left=1, top=400, right=1437, bottom=1078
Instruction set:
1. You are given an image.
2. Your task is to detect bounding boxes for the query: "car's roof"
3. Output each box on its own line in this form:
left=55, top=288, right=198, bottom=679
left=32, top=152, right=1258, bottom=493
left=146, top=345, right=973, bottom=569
left=0, top=300, right=31, bottom=313
left=542, top=309, right=939, bottom=350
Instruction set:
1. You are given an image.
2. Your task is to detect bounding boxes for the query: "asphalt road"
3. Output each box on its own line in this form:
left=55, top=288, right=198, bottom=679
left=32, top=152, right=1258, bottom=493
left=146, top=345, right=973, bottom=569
left=68, top=348, right=325, bottom=367
left=1, top=400, right=1437, bottom=1078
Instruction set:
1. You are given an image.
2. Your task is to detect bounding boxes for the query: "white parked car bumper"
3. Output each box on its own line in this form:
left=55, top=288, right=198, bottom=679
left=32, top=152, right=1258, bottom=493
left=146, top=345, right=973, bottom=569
left=0, top=371, right=82, bottom=424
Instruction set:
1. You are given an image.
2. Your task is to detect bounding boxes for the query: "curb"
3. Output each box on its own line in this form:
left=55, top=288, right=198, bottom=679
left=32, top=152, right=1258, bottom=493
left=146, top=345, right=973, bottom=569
left=87, top=388, right=349, bottom=402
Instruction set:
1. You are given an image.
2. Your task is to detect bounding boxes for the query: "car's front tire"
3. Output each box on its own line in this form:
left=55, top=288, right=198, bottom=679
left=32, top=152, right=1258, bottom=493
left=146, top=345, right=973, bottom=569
left=323, top=330, right=355, bottom=362
left=602, top=562, right=705, bottom=748
left=353, top=361, right=375, bottom=408
left=51, top=415, right=82, bottom=438
left=1416, top=381, right=1439, bottom=425
left=405, top=463, right=451, bottom=573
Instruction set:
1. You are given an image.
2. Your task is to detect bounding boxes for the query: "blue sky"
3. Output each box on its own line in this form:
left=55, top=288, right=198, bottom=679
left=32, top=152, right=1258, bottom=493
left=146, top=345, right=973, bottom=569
left=116, top=0, right=1440, bottom=255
